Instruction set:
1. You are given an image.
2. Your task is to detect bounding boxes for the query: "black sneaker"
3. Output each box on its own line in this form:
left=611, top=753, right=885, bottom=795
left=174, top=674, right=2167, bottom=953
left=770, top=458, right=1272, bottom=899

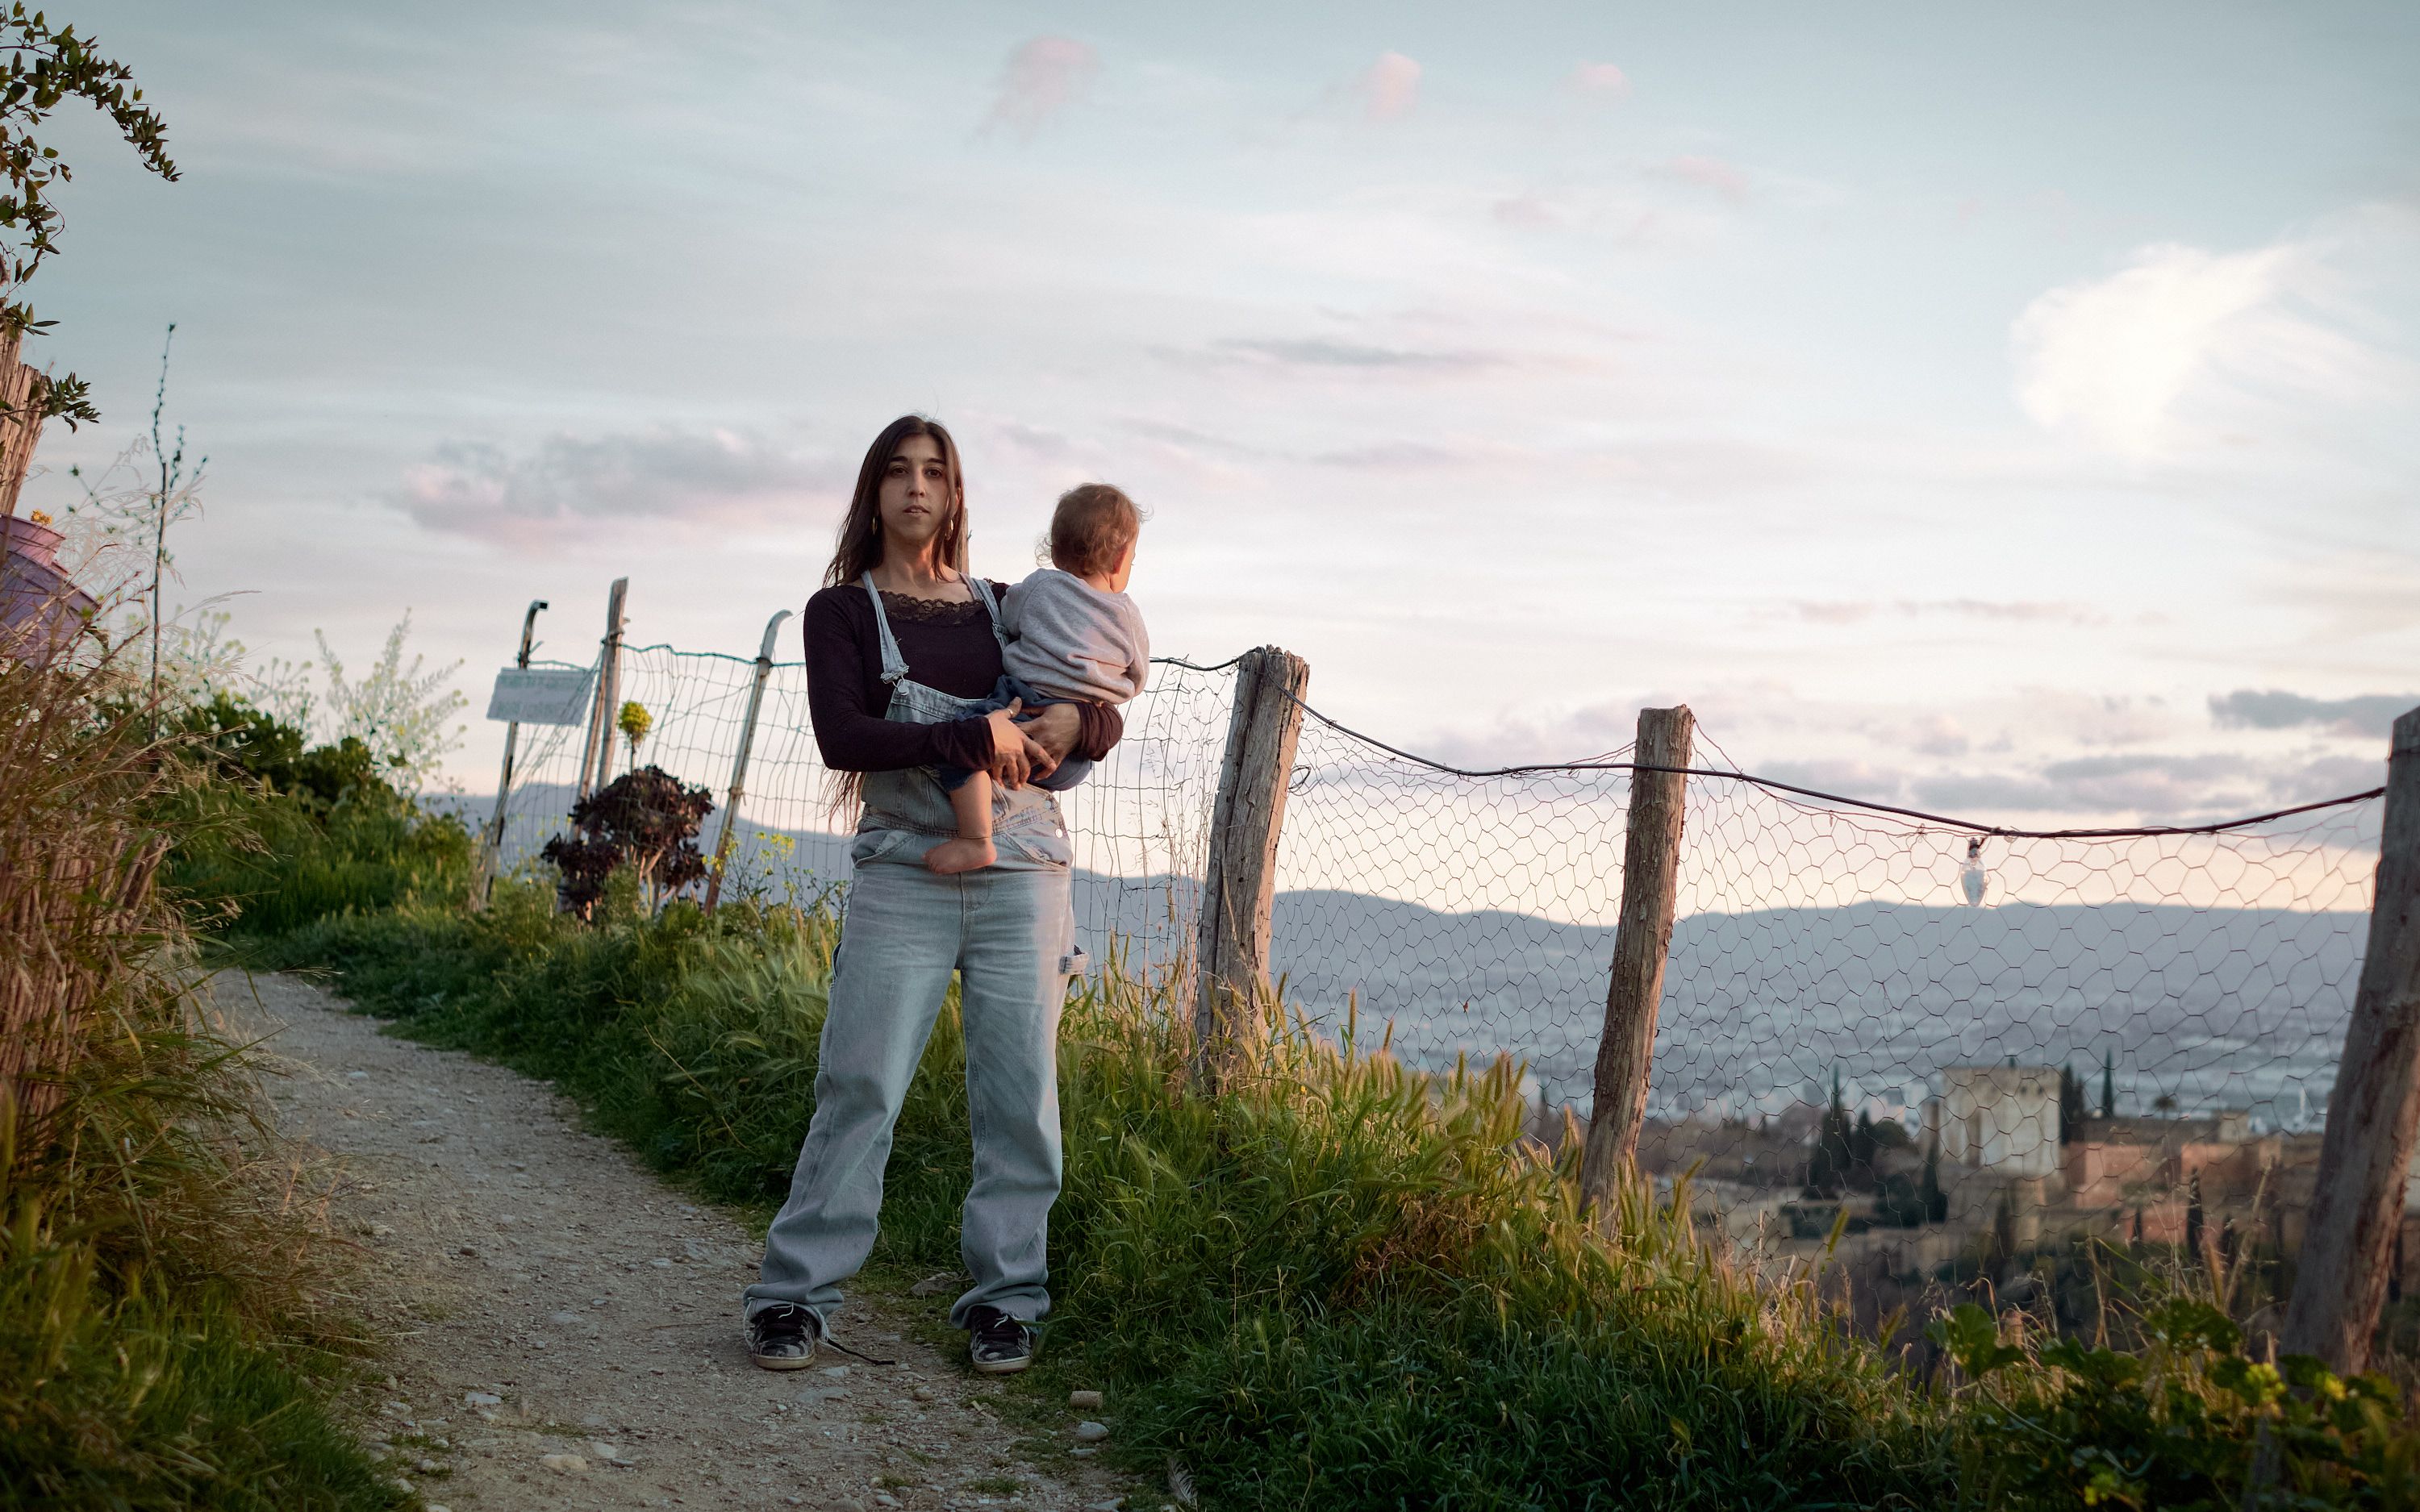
left=966, top=1305, right=1035, bottom=1375
left=748, top=1303, right=820, bottom=1371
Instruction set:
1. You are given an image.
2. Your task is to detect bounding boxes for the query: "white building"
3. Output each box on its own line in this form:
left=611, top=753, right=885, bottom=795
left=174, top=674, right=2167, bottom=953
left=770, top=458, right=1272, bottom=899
left=1934, top=1066, right=2060, bottom=1178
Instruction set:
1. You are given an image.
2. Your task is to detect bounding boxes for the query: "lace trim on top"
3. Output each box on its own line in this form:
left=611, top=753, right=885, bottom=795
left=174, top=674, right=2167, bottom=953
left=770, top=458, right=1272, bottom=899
left=878, top=589, right=987, bottom=626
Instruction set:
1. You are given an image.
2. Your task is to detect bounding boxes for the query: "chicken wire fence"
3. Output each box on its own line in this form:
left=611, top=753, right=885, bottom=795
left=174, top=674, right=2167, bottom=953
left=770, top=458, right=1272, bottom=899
left=473, top=635, right=2388, bottom=1163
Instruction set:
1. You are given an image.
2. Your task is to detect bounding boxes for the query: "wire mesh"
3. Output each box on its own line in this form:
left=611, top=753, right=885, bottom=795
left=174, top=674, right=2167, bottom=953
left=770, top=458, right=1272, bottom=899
left=469, top=623, right=2389, bottom=1239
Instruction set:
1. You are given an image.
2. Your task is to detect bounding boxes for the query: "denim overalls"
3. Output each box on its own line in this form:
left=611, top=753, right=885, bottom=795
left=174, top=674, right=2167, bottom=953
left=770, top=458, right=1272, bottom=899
left=745, top=573, right=1076, bottom=1335
left=850, top=573, right=1074, bottom=868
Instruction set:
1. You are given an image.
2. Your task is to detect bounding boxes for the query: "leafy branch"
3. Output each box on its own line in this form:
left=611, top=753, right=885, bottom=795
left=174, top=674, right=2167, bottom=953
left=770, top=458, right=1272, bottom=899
left=0, top=5, right=178, bottom=427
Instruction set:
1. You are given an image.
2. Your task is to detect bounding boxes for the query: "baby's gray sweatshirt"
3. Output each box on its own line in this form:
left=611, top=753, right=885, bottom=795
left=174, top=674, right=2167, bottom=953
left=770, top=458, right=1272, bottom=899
left=1002, top=568, right=1150, bottom=705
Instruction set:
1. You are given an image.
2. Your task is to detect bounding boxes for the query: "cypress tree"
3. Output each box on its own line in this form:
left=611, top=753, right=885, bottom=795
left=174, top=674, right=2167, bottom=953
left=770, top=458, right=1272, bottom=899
left=1809, top=1068, right=1853, bottom=1195
left=2101, top=1048, right=2115, bottom=1119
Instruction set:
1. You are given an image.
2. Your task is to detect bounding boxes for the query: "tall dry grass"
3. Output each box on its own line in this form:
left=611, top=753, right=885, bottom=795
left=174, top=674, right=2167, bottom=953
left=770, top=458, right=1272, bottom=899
left=0, top=638, right=396, bottom=1509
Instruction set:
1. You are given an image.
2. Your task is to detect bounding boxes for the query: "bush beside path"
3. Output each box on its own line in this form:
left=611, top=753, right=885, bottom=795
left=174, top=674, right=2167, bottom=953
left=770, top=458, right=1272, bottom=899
left=222, top=969, right=1128, bottom=1512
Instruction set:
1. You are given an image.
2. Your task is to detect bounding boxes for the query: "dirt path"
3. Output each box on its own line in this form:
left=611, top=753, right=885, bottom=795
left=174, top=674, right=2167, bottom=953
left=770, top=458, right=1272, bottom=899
left=220, top=971, right=1133, bottom=1512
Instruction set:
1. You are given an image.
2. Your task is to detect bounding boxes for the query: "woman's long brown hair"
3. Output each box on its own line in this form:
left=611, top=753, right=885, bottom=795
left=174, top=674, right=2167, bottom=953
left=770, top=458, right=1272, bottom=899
left=822, top=414, right=966, bottom=589
left=818, top=415, right=969, bottom=823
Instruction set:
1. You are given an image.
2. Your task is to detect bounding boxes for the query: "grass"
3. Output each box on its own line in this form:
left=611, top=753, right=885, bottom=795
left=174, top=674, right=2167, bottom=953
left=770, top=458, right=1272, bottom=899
left=214, top=767, right=2420, bottom=1507
left=0, top=1257, right=401, bottom=1511
left=0, top=662, right=403, bottom=1510
left=243, top=881, right=1955, bottom=1509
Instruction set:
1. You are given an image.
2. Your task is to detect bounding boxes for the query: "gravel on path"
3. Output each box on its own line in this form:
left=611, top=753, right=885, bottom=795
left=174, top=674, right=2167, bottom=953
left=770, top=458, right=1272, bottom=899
left=220, top=970, right=1133, bottom=1512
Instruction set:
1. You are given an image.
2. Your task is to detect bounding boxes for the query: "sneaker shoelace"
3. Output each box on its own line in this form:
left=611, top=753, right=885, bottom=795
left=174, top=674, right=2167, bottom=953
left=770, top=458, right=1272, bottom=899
left=974, top=1314, right=1026, bottom=1350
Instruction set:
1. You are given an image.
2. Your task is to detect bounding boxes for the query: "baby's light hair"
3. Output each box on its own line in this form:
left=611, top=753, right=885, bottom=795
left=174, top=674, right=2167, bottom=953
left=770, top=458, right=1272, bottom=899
left=1049, top=483, right=1143, bottom=577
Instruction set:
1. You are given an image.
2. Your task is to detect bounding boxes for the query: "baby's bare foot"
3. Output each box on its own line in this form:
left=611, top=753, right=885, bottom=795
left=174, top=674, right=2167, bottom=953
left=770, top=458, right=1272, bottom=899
left=925, top=836, right=996, bottom=875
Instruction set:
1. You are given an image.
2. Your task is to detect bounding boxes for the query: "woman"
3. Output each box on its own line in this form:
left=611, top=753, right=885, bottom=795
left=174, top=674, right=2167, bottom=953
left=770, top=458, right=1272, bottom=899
left=743, top=415, right=1120, bottom=1376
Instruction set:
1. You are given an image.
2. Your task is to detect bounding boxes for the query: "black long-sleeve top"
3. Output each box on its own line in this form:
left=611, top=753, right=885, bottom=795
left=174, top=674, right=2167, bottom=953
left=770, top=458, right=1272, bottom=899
left=802, top=581, right=1124, bottom=773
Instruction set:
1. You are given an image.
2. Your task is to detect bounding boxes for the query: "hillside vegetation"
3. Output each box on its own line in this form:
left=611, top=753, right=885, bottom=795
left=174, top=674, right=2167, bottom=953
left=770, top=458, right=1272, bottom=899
left=195, top=702, right=2420, bottom=1510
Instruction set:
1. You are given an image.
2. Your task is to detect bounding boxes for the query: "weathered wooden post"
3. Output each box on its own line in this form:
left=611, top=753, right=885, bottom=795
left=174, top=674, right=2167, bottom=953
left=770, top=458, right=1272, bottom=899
left=575, top=577, right=628, bottom=802
left=0, top=323, right=46, bottom=524
left=1192, top=646, right=1310, bottom=1088
left=2283, top=705, right=2420, bottom=1374
left=1579, top=705, right=1696, bottom=1213
left=469, top=598, right=547, bottom=909
left=703, top=607, right=793, bottom=913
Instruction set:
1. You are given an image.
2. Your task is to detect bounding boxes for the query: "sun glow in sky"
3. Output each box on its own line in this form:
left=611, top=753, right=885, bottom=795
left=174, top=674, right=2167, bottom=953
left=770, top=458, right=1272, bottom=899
left=22, top=2, right=2420, bottom=827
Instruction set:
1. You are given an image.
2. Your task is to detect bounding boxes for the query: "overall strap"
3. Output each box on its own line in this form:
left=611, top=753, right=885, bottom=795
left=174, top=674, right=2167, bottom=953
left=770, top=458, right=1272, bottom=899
left=964, top=573, right=1009, bottom=651
left=858, top=574, right=909, bottom=686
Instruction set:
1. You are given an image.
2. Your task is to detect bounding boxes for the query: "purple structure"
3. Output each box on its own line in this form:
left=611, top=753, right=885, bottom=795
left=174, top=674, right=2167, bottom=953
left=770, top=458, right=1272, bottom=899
left=1, top=514, right=97, bottom=664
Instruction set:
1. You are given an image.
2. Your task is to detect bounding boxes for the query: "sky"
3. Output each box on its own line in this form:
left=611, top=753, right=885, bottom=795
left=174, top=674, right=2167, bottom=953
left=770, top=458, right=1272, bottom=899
left=19, top=1, right=2420, bottom=827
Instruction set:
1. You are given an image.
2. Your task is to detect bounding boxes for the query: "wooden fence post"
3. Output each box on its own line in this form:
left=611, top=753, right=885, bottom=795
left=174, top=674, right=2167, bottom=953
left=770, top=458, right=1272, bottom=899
left=1579, top=705, right=1695, bottom=1212
left=469, top=598, right=547, bottom=910
left=2283, top=705, right=2420, bottom=1373
left=703, top=607, right=792, bottom=913
left=1193, top=646, right=1309, bottom=1088
left=575, top=577, right=628, bottom=802
left=0, top=322, right=46, bottom=525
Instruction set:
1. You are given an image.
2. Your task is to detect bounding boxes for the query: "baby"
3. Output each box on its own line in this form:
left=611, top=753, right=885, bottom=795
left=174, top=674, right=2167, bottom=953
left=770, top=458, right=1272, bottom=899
left=924, top=483, right=1150, bottom=875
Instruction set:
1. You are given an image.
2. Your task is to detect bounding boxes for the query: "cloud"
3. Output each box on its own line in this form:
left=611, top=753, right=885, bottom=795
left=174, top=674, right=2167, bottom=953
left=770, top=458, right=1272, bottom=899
left=2209, top=689, right=2418, bottom=739
left=1492, top=193, right=1557, bottom=230
left=1790, top=599, right=2102, bottom=627
left=1169, top=335, right=1513, bottom=377
left=1902, top=598, right=2102, bottom=624
left=998, top=422, right=1078, bottom=460
left=2262, top=550, right=2420, bottom=639
left=1793, top=602, right=1876, bottom=625
left=1905, top=714, right=1971, bottom=760
left=984, top=36, right=1099, bottom=139
left=2009, top=219, right=2414, bottom=463
left=1357, top=51, right=1421, bottom=122
left=1761, top=758, right=1909, bottom=802
left=1663, top=153, right=1748, bottom=202
left=397, top=427, right=830, bottom=545
left=1912, top=752, right=2264, bottom=818
left=2007, top=689, right=2177, bottom=748
left=1309, top=441, right=1471, bottom=469
left=2273, top=753, right=2386, bottom=802
left=1568, top=61, right=1631, bottom=98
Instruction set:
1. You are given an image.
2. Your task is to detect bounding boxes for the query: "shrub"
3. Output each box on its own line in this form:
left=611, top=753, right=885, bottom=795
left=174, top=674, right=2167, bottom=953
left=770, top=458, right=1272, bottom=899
left=540, top=764, right=714, bottom=918
left=161, top=694, right=472, bottom=936
left=1930, top=1297, right=2420, bottom=1506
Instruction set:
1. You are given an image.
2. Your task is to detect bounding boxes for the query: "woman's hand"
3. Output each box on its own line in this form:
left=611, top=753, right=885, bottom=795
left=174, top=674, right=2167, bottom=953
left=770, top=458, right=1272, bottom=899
left=986, top=701, right=1045, bottom=789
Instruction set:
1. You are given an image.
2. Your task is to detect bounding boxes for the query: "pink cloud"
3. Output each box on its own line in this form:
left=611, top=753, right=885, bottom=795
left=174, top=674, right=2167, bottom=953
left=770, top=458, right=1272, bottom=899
left=1359, top=51, right=1421, bottom=121
left=985, top=35, right=1099, bottom=139
left=1665, top=152, right=1748, bottom=201
left=1569, top=61, right=1630, bottom=98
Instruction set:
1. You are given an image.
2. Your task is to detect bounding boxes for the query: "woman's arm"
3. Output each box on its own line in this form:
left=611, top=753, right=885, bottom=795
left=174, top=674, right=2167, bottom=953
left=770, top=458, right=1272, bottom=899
left=803, top=590, right=994, bottom=773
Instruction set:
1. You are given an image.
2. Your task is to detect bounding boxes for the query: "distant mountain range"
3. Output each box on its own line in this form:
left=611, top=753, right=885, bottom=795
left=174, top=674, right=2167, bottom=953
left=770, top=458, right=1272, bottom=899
left=440, top=788, right=2367, bottom=1132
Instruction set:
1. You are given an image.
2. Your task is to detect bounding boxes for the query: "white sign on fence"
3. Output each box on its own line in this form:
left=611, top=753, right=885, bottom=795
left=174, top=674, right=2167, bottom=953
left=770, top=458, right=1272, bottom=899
left=486, top=667, right=594, bottom=726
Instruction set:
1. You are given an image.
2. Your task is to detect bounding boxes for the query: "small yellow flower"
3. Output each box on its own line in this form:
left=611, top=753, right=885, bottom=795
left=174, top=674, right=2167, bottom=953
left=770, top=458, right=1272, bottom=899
left=27, top=509, right=51, bottom=526
left=617, top=700, right=653, bottom=752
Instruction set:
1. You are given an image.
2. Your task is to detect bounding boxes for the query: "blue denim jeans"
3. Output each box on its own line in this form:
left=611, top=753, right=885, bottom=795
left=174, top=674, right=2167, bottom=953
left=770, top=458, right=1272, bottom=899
left=744, top=839, right=1074, bottom=1331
